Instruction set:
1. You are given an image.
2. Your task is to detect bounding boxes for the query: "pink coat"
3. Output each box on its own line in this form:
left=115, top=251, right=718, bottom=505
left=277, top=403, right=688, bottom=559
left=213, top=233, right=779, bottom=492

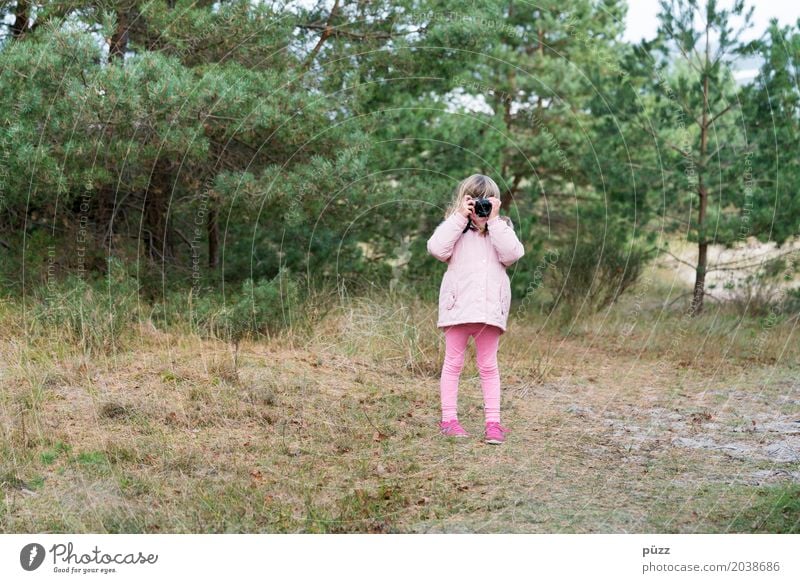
left=427, top=212, right=525, bottom=333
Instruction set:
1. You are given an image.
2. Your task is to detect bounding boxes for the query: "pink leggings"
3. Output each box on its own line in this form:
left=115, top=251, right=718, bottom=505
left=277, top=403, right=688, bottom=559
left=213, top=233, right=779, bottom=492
left=439, top=322, right=503, bottom=423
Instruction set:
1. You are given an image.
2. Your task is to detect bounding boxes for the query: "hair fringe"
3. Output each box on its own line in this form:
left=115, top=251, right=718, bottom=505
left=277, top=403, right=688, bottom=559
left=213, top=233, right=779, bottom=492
left=445, top=174, right=501, bottom=219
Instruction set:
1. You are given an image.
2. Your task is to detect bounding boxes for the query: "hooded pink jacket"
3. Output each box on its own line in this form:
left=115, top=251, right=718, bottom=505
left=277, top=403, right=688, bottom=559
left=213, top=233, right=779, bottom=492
left=427, top=212, right=525, bottom=333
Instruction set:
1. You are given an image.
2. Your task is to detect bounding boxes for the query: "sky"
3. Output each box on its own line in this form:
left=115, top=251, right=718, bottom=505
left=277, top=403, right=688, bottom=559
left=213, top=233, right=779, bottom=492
left=624, top=0, right=800, bottom=43
left=624, top=0, right=800, bottom=81
left=5, top=1, right=798, bottom=80
left=6, top=1, right=799, bottom=47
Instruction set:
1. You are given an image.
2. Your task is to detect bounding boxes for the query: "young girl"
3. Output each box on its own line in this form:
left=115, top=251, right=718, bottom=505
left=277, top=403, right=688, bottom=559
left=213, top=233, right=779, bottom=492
left=427, top=174, right=524, bottom=444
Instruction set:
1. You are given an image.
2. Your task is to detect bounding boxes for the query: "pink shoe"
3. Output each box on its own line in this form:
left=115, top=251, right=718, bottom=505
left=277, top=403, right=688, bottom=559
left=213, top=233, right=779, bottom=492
left=484, top=422, right=509, bottom=444
left=439, top=419, right=469, bottom=437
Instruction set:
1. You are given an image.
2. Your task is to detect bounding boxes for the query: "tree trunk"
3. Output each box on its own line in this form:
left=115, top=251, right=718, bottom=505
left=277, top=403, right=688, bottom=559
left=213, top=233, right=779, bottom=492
left=109, top=9, right=130, bottom=63
left=692, top=21, right=712, bottom=317
left=207, top=195, right=218, bottom=270
left=11, top=1, right=30, bottom=38
left=692, top=175, right=709, bottom=315
left=501, top=174, right=522, bottom=212
left=693, top=236, right=708, bottom=315
left=144, top=161, right=174, bottom=261
left=95, top=187, right=115, bottom=252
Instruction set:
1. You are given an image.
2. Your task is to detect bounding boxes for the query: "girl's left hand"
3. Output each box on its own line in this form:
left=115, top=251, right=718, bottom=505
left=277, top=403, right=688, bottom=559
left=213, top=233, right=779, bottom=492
left=488, top=196, right=501, bottom=219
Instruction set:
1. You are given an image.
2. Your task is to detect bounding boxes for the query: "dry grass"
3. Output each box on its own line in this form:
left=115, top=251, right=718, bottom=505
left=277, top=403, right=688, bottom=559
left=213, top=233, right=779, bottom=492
left=1, top=287, right=798, bottom=533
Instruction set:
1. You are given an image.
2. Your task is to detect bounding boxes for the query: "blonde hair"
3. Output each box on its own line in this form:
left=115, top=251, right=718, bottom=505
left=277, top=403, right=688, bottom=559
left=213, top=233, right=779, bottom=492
left=445, top=174, right=511, bottom=234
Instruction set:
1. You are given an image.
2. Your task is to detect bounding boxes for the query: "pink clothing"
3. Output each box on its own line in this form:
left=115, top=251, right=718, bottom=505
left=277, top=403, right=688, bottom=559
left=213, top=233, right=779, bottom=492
left=440, top=322, right=503, bottom=423
left=427, top=212, right=524, bottom=333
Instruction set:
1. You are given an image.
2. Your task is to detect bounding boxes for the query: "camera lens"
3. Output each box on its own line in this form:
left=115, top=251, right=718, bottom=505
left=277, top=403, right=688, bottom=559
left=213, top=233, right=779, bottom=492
left=474, top=197, right=492, bottom=217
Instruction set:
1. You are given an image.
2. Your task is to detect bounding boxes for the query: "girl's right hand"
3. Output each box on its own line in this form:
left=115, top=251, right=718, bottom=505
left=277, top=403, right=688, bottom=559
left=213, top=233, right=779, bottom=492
left=459, top=196, right=475, bottom=217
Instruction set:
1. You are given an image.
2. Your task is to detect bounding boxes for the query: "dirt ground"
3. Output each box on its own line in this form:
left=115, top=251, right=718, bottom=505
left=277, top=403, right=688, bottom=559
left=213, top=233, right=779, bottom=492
left=2, top=309, right=798, bottom=533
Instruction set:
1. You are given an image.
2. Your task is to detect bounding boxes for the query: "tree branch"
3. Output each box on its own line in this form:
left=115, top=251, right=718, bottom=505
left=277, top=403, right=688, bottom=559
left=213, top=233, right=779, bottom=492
left=300, top=0, right=340, bottom=72
left=706, top=103, right=734, bottom=127
left=296, top=23, right=393, bottom=41
left=637, top=117, right=698, bottom=164
left=657, top=246, right=697, bottom=270
left=666, top=290, right=693, bottom=307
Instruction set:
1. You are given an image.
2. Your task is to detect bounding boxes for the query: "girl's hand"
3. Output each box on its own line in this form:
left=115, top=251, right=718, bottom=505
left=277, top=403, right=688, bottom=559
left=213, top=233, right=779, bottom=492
left=488, top=196, right=501, bottom=219
left=459, top=196, right=475, bottom=217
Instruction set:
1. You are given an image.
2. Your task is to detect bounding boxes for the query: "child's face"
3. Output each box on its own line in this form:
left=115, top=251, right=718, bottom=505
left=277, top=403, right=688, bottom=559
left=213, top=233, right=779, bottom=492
left=470, top=209, right=489, bottom=227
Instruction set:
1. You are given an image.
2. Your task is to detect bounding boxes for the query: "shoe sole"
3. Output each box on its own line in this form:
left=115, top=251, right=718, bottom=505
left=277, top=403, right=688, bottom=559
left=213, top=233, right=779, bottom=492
left=485, top=438, right=504, bottom=444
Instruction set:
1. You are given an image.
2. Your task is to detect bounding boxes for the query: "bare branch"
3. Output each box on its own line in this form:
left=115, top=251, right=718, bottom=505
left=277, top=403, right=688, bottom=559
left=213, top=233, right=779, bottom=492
left=300, top=0, right=341, bottom=72
left=297, top=24, right=393, bottom=41
left=657, top=246, right=697, bottom=270
left=636, top=118, right=698, bottom=163
left=706, top=102, right=734, bottom=127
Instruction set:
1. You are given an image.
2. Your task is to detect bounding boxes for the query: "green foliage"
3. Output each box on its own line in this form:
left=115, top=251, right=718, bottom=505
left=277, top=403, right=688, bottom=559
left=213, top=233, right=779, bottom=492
left=783, top=288, right=800, bottom=316
left=28, top=258, right=140, bottom=354
left=547, top=234, right=650, bottom=314
left=0, top=3, right=372, bottom=294
left=40, top=441, right=72, bottom=466
left=0, top=0, right=797, bottom=316
left=75, top=451, right=109, bottom=467
left=167, top=268, right=302, bottom=346
left=723, top=484, right=800, bottom=533
left=737, top=21, right=800, bottom=244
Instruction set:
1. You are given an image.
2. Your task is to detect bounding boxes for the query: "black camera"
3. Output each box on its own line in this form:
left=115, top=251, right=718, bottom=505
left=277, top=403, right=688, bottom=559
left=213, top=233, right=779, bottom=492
left=473, top=197, right=492, bottom=217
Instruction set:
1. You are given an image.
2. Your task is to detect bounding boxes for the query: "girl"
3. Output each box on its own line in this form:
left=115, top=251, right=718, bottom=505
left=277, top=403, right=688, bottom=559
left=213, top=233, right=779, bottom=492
left=427, top=174, right=524, bottom=445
